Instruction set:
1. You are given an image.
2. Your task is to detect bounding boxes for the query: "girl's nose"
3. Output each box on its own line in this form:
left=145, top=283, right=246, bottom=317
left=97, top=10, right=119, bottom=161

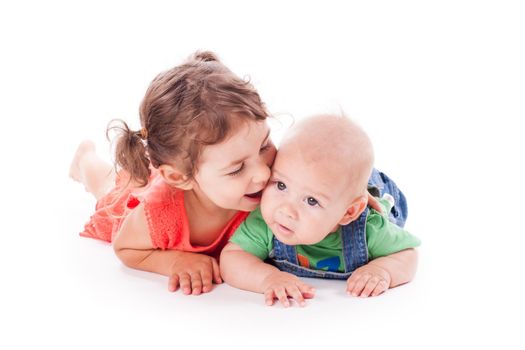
left=251, top=158, right=271, bottom=185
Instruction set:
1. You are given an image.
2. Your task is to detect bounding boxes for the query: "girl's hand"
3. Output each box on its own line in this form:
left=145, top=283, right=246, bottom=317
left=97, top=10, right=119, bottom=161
left=367, top=192, right=383, bottom=213
left=167, top=251, right=222, bottom=295
left=261, top=271, right=315, bottom=307
left=346, top=263, right=391, bottom=297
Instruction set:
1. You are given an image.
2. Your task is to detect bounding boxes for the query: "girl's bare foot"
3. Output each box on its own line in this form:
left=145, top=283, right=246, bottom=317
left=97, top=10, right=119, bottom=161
left=69, top=140, right=96, bottom=183
left=69, top=140, right=116, bottom=200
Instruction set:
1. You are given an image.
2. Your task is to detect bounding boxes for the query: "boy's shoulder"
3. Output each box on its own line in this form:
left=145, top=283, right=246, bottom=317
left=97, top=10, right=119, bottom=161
left=363, top=198, right=421, bottom=259
left=365, top=196, right=394, bottom=230
left=245, top=207, right=266, bottom=225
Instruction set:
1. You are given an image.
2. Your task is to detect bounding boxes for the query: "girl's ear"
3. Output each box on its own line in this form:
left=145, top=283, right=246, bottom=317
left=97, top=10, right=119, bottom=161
left=158, top=164, right=193, bottom=190
left=338, top=195, right=367, bottom=225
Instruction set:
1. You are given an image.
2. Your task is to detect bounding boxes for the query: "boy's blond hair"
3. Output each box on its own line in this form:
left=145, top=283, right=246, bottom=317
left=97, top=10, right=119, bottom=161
left=281, top=114, right=374, bottom=199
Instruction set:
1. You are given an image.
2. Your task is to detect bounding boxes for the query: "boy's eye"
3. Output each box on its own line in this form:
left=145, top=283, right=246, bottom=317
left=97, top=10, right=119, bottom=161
left=228, top=163, right=244, bottom=176
left=306, top=197, right=319, bottom=206
left=276, top=181, right=286, bottom=191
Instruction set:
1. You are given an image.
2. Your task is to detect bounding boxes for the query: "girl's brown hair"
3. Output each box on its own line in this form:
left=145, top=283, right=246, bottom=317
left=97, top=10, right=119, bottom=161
left=108, top=51, right=268, bottom=187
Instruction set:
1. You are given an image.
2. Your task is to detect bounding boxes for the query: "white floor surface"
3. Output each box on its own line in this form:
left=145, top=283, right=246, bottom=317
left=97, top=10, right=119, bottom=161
left=1, top=1, right=524, bottom=349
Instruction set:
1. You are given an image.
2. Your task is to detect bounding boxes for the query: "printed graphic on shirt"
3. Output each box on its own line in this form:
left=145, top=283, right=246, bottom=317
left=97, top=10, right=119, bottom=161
left=316, top=256, right=341, bottom=272
left=297, top=254, right=310, bottom=268
left=296, top=252, right=343, bottom=272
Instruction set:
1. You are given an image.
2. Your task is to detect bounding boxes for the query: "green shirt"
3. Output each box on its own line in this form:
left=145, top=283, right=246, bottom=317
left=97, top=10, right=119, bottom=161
left=230, top=198, right=421, bottom=272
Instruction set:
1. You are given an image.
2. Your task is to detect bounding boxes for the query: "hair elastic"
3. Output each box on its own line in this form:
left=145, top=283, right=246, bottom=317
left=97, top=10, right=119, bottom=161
left=140, top=127, right=148, bottom=140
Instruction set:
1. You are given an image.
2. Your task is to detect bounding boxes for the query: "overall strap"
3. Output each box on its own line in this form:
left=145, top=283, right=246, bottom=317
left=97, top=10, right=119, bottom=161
left=341, top=207, right=369, bottom=273
left=271, top=235, right=299, bottom=264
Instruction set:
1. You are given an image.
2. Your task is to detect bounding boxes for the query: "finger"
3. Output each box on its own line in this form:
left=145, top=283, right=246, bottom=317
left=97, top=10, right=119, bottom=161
left=211, top=258, right=222, bottom=284
left=368, top=193, right=383, bottom=213
left=298, top=283, right=316, bottom=299
left=264, top=290, right=276, bottom=306
left=274, top=287, right=290, bottom=308
left=371, top=279, right=389, bottom=297
left=349, top=274, right=370, bottom=297
left=200, top=267, right=213, bottom=293
left=346, top=274, right=358, bottom=293
left=168, top=275, right=180, bottom=292
left=190, top=272, right=203, bottom=295
left=179, top=273, right=192, bottom=295
left=286, top=286, right=306, bottom=307
left=360, top=277, right=381, bottom=297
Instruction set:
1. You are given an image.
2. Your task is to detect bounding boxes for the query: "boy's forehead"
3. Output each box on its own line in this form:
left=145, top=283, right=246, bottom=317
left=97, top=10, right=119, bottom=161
left=276, top=127, right=363, bottom=193
left=274, top=114, right=373, bottom=196
left=278, top=133, right=339, bottom=165
left=274, top=145, right=349, bottom=191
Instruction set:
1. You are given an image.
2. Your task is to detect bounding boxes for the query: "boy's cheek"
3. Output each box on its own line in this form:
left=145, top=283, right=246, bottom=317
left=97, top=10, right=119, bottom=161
left=260, top=199, right=275, bottom=223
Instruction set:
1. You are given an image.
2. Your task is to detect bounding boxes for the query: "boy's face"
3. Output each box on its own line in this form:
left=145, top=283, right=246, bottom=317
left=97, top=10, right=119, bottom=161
left=260, top=143, right=355, bottom=245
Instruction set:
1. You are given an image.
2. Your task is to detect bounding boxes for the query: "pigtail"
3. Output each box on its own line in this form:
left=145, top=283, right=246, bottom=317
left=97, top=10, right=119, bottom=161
left=106, top=119, right=151, bottom=187
left=112, top=49, right=270, bottom=183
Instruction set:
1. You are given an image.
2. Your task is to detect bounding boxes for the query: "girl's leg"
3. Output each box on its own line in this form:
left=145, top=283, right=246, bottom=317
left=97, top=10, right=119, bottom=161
left=69, top=140, right=116, bottom=200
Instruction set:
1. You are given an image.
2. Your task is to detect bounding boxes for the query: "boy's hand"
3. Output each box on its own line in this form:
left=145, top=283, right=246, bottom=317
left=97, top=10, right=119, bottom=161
left=261, top=271, right=315, bottom=307
left=367, top=192, right=383, bottom=213
left=346, top=263, right=391, bottom=297
left=167, top=251, right=221, bottom=295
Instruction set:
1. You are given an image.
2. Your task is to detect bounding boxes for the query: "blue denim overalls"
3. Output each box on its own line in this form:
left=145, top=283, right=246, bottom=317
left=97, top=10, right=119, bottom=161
left=268, top=169, right=408, bottom=280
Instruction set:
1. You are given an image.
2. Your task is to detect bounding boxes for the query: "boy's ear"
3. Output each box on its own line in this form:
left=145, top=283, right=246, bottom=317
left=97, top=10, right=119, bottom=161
left=158, top=164, right=193, bottom=190
left=339, top=195, right=368, bottom=225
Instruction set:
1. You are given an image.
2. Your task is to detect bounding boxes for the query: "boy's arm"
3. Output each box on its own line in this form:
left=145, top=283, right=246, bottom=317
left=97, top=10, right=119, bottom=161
left=113, top=203, right=221, bottom=295
left=220, top=242, right=315, bottom=307
left=369, top=248, right=418, bottom=287
left=220, top=242, right=279, bottom=293
left=346, top=248, right=418, bottom=297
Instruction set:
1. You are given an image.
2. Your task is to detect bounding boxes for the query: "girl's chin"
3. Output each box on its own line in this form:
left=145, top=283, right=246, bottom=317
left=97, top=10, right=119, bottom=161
left=238, top=199, right=260, bottom=212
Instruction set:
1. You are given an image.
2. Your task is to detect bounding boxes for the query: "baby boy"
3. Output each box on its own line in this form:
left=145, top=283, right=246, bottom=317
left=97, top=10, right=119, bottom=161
left=220, top=114, right=420, bottom=307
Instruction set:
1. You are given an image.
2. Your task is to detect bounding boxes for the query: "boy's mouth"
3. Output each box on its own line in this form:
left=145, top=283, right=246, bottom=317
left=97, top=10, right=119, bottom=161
left=276, top=223, right=294, bottom=236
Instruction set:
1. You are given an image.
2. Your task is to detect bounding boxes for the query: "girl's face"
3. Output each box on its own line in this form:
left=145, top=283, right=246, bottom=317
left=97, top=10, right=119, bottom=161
left=193, top=120, right=276, bottom=212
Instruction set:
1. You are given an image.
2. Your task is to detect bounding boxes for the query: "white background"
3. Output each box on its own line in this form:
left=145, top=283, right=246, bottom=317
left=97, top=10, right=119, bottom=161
left=1, top=1, right=524, bottom=348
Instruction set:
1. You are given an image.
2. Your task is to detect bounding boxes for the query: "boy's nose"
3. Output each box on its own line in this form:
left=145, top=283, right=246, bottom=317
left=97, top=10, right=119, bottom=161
left=277, top=202, right=298, bottom=220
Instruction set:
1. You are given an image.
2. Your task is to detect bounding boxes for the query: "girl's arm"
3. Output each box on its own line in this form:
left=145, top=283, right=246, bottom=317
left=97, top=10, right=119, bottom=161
left=112, top=203, right=221, bottom=295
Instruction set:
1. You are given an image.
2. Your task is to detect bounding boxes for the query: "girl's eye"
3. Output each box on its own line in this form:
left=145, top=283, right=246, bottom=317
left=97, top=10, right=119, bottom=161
left=260, top=142, right=272, bottom=153
left=276, top=181, right=286, bottom=191
left=228, top=163, right=244, bottom=176
left=306, top=197, right=319, bottom=206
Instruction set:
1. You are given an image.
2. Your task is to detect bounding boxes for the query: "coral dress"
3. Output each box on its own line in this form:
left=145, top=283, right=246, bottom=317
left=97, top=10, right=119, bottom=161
left=80, top=171, right=249, bottom=257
